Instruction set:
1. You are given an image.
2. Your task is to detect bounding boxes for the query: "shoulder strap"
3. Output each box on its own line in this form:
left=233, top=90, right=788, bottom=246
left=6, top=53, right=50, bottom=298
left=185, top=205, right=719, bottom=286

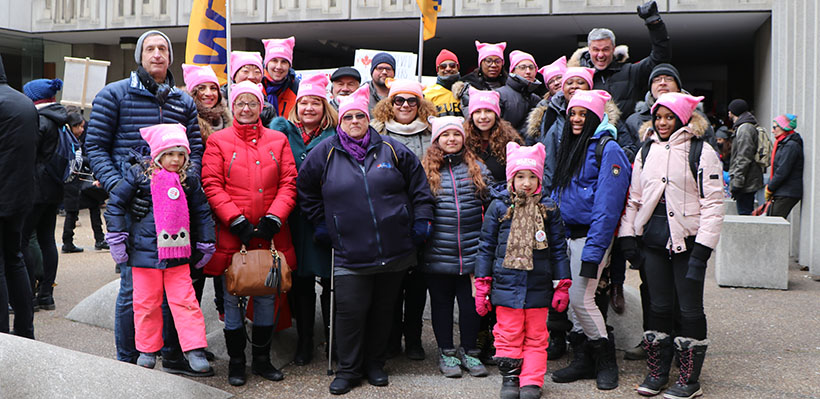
left=595, top=135, right=613, bottom=166
left=639, top=139, right=652, bottom=166
left=688, top=136, right=704, bottom=181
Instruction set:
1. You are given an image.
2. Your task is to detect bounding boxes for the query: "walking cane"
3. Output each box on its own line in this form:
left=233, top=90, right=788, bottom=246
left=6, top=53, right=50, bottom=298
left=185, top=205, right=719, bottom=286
left=327, top=248, right=335, bottom=376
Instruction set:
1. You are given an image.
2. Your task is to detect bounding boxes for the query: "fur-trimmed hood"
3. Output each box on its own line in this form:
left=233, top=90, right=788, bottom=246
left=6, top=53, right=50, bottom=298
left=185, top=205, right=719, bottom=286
left=639, top=111, right=709, bottom=142
left=568, top=45, right=630, bottom=69
left=524, top=91, right=621, bottom=139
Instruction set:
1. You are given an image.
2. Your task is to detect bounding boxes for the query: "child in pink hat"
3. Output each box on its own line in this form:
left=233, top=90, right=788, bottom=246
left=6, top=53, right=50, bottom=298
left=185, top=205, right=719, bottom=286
left=474, top=141, right=572, bottom=399
left=105, top=123, right=215, bottom=373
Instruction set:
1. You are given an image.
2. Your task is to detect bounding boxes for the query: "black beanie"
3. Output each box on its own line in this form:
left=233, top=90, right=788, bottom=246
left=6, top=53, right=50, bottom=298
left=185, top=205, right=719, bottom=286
left=370, top=52, right=396, bottom=75
left=728, top=99, right=749, bottom=116
left=649, top=63, right=681, bottom=88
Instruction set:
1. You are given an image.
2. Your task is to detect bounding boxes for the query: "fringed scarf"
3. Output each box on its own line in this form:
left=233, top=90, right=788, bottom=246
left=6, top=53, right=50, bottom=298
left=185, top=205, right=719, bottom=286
left=151, top=169, right=191, bottom=260
left=502, top=189, right=548, bottom=271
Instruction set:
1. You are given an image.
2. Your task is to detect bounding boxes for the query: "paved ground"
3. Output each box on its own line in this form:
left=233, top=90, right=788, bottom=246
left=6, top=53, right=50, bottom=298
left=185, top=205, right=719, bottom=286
left=14, top=209, right=820, bottom=398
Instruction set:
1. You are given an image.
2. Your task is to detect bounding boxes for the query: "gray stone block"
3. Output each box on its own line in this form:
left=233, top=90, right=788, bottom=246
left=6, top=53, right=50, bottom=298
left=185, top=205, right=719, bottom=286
left=66, top=278, right=119, bottom=330
left=607, top=284, right=643, bottom=350
left=0, top=333, right=231, bottom=399
left=724, top=199, right=738, bottom=216
left=715, top=215, right=790, bottom=290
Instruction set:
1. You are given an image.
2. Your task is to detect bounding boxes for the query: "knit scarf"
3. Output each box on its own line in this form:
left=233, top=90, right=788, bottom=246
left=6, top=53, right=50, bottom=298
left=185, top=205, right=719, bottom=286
left=297, top=122, right=322, bottom=145
left=770, top=131, right=794, bottom=180
left=337, top=125, right=371, bottom=164
left=502, top=190, right=548, bottom=271
left=151, top=168, right=191, bottom=260
left=384, top=118, right=429, bottom=136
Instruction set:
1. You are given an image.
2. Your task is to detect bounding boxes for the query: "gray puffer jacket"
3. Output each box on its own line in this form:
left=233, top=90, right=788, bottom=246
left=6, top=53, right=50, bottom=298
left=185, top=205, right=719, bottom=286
left=729, top=112, right=764, bottom=193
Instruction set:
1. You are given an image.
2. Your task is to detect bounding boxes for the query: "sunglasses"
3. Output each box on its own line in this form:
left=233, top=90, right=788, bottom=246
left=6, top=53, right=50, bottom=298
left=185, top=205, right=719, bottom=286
left=392, top=96, right=419, bottom=107
left=438, top=62, right=457, bottom=69
left=342, top=112, right=368, bottom=122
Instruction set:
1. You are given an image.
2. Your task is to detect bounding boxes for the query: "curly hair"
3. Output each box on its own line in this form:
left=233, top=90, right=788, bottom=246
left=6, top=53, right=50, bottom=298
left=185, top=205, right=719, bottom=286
left=144, top=156, right=190, bottom=188
left=371, top=94, right=437, bottom=125
left=464, top=117, right=523, bottom=162
left=422, top=141, right=488, bottom=198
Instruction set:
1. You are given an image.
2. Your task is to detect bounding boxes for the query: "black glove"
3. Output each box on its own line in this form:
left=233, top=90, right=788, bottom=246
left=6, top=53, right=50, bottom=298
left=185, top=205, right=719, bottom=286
left=637, top=0, right=661, bottom=25
left=229, top=216, right=255, bottom=247
left=686, top=243, right=712, bottom=282
left=411, top=219, right=433, bottom=247
left=254, top=215, right=281, bottom=242
left=129, top=189, right=151, bottom=220
left=313, top=221, right=330, bottom=246
left=619, top=236, right=645, bottom=268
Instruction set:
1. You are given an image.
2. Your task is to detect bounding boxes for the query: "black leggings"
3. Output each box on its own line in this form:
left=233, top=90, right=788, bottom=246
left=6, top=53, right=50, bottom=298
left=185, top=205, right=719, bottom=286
left=22, top=203, right=59, bottom=295
left=643, top=245, right=707, bottom=339
left=424, top=273, right=480, bottom=351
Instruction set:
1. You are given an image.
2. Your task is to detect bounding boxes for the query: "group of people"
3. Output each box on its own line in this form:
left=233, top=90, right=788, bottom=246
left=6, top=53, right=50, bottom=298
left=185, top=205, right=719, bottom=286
left=0, top=1, right=806, bottom=399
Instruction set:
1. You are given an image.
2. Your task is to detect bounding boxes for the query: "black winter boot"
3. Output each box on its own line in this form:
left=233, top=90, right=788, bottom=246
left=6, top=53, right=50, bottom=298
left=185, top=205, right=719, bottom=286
left=589, top=333, right=619, bottom=390
left=251, top=325, right=284, bottom=381
left=637, top=331, right=674, bottom=396
left=551, top=332, right=595, bottom=383
left=546, top=330, right=566, bottom=360
left=495, top=357, right=523, bottom=399
left=224, top=328, right=247, bottom=386
left=663, top=337, right=708, bottom=399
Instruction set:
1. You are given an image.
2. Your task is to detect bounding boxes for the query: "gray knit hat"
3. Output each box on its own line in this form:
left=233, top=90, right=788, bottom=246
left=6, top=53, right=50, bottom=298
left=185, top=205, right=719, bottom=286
left=135, top=30, right=173, bottom=65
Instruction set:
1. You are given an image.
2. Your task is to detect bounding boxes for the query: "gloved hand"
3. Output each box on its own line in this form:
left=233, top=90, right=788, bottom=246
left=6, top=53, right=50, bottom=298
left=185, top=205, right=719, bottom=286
left=474, top=277, right=493, bottom=316
left=765, top=187, right=773, bottom=202
left=254, top=215, right=281, bottom=242
left=313, top=221, right=331, bottom=245
left=411, top=219, right=433, bottom=247
left=105, top=232, right=129, bottom=264
left=130, top=189, right=151, bottom=220
left=194, top=242, right=215, bottom=269
left=229, top=216, right=255, bottom=247
left=619, top=236, right=644, bottom=268
left=637, top=0, right=661, bottom=24
left=686, top=243, right=712, bottom=282
left=551, top=279, right=572, bottom=313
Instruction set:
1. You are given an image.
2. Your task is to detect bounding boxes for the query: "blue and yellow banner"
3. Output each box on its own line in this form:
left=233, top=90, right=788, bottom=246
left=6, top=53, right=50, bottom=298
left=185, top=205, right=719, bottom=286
left=186, top=0, right=228, bottom=85
left=416, top=0, right=442, bottom=41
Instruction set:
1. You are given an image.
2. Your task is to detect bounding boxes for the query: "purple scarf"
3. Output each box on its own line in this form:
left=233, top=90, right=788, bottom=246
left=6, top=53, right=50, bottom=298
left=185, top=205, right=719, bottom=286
left=337, top=125, right=371, bottom=164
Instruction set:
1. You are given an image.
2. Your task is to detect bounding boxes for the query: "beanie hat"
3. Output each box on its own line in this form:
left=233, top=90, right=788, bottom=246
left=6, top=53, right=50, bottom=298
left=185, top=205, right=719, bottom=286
left=505, top=142, right=546, bottom=188
left=230, top=51, right=264, bottom=81
left=652, top=92, right=704, bottom=126
left=475, top=41, right=506, bottom=65
left=331, top=66, right=361, bottom=82
left=539, top=56, right=567, bottom=84
left=182, top=64, right=219, bottom=94
left=262, top=36, right=295, bottom=67
left=370, top=52, right=396, bottom=75
left=560, top=67, right=595, bottom=89
left=715, top=126, right=731, bottom=140
left=139, top=123, right=191, bottom=166
left=774, top=113, right=797, bottom=131
left=468, top=86, right=501, bottom=117
left=296, top=73, right=329, bottom=102
left=229, top=80, right=264, bottom=111
left=648, top=63, right=682, bottom=89
left=728, top=99, right=749, bottom=116
left=23, top=78, right=63, bottom=102
left=387, top=79, right=424, bottom=99
left=567, top=89, right=612, bottom=122
left=509, top=50, right=536, bottom=73
left=134, top=30, right=173, bottom=65
left=428, top=115, right=465, bottom=144
left=435, top=49, right=459, bottom=67
left=338, top=85, right=371, bottom=123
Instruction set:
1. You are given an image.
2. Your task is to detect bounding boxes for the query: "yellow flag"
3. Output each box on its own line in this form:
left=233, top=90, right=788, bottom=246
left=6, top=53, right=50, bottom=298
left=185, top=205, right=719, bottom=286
left=416, top=0, right=441, bottom=41
left=185, top=0, right=228, bottom=85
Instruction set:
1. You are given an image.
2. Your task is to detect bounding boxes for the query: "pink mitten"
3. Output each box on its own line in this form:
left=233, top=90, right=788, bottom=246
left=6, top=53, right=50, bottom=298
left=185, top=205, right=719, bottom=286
left=551, top=279, right=572, bottom=313
left=474, top=277, right=493, bottom=316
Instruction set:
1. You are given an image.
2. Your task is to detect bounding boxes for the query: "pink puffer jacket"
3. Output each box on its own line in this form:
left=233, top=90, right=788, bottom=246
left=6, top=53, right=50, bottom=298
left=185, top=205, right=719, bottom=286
left=618, top=113, right=724, bottom=253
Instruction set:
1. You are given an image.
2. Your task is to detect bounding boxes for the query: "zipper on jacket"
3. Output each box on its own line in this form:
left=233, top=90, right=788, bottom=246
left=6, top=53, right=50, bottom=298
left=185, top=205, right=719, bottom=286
left=448, top=159, right=465, bottom=275
left=697, top=168, right=705, bottom=199
left=359, top=163, right=384, bottom=257
left=227, top=152, right=236, bottom=177
left=333, top=214, right=345, bottom=251
left=158, top=106, right=163, bottom=123
left=269, top=150, right=279, bottom=169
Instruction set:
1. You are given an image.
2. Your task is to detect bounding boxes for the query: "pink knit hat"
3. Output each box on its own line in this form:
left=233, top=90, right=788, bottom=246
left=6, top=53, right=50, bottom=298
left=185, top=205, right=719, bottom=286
left=229, top=80, right=264, bottom=111
left=338, top=85, right=370, bottom=123
left=560, top=67, right=595, bottom=89
left=182, top=64, right=219, bottom=94
left=387, top=79, right=424, bottom=99
left=296, top=74, right=329, bottom=102
left=652, top=92, right=704, bottom=125
left=774, top=113, right=797, bottom=131
left=505, top=142, right=546, bottom=190
left=539, top=56, right=567, bottom=84
left=508, top=50, right=537, bottom=73
left=468, top=86, right=501, bottom=117
left=428, top=115, right=466, bottom=143
left=230, top=51, right=264, bottom=81
left=475, top=41, right=506, bottom=65
left=139, top=123, right=191, bottom=166
left=567, top=89, right=612, bottom=122
left=263, top=36, right=295, bottom=67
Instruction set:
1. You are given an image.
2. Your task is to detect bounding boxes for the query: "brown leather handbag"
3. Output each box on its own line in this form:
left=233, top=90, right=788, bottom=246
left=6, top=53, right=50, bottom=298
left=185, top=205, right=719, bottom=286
left=225, top=240, right=291, bottom=296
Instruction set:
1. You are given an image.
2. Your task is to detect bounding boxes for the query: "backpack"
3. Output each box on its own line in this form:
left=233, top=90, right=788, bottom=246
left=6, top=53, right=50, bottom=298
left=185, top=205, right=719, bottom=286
left=753, top=125, right=773, bottom=169
left=639, top=136, right=705, bottom=198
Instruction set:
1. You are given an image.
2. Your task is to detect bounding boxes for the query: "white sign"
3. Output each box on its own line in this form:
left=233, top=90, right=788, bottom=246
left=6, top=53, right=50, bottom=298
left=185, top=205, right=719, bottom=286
left=354, top=49, right=418, bottom=82
left=62, top=57, right=110, bottom=109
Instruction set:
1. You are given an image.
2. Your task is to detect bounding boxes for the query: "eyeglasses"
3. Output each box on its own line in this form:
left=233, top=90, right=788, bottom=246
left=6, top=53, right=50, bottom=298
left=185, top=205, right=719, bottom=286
left=374, top=65, right=394, bottom=73
left=392, top=96, right=419, bottom=107
left=652, top=76, right=676, bottom=84
left=342, top=113, right=368, bottom=122
left=482, top=58, right=503, bottom=66
left=234, top=101, right=259, bottom=110
left=438, top=62, right=457, bottom=69
left=515, top=64, right=536, bottom=71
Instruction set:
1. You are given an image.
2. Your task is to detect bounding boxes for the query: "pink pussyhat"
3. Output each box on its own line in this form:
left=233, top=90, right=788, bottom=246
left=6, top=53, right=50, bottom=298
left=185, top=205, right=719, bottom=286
left=468, top=86, right=501, bottom=117
left=508, top=50, right=537, bottom=73
left=652, top=92, right=704, bottom=125
left=567, top=89, right=612, bottom=122
left=139, top=123, right=191, bottom=166
left=229, top=80, right=264, bottom=111
left=182, top=64, right=219, bottom=94
left=387, top=78, right=424, bottom=99
left=428, top=115, right=466, bottom=143
left=539, top=56, right=567, bottom=84
left=505, top=142, right=546, bottom=190
left=475, top=41, right=507, bottom=65
left=296, top=73, right=330, bottom=102
left=560, top=67, right=596, bottom=89
left=230, top=51, right=264, bottom=81
left=338, top=85, right=371, bottom=123
left=262, top=36, right=295, bottom=67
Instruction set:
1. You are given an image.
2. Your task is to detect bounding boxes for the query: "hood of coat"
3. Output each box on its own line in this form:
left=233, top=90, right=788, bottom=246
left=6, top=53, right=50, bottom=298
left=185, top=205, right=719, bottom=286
left=732, top=111, right=757, bottom=129
left=568, top=45, right=630, bottom=69
left=525, top=91, right=566, bottom=138
left=0, top=54, right=6, bottom=84
left=37, top=102, right=69, bottom=126
left=506, top=73, right=542, bottom=94
left=639, top=111, right=710, bottom=142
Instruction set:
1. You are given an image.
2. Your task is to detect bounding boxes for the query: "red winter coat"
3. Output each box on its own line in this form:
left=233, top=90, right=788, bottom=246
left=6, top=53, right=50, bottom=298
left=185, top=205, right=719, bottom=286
left=201, top=118, right=298, bottom=276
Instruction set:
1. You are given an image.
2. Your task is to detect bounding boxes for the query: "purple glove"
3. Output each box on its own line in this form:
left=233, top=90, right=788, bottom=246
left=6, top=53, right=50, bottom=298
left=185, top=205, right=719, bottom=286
left=194, top=242, right=216, bottom=269
left=105, top=232, right=129, bottom=264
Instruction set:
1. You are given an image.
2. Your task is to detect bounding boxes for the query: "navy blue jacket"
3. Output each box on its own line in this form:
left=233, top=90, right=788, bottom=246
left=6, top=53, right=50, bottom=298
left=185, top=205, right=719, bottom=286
left=768, top=132, right=803, bottom=199
left=104, top=161, right=215, bottom=269
left=422, top=152, right=492, bottom=275
left=86, top=71, right=202, bottom=193
left=475, top=186, right=570, bottom=309
left=297, top=130, right=435, bottom=269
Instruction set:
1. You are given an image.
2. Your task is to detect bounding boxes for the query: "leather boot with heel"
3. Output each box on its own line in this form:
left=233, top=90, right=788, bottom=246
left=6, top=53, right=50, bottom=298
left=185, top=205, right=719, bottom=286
left=251, top=325, right=284, bottom=381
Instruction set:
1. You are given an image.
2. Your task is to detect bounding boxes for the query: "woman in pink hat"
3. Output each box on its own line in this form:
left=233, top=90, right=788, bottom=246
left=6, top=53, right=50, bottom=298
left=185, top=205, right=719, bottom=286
left=464, top=86, right=523, bottom=183
left=182, top=64, right=232, bottom=144
left=262, top=37, right=299, bottom=119
left=371, top=79, right=436, bottom=160
left=225, top=50, right=278, bottom=126
left=497, top=50, right=543, bottom=134
left=452, top=41, right=508, bottom=119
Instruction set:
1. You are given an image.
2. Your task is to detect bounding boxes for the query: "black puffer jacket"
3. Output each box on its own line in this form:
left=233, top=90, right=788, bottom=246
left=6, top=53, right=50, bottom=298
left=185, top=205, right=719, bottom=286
left=0, top=54, right=38, bottom=217
left=35, top=103, right=69, bottom=204
left=422, top=152, right=492, bottom=275
left=497, top=74, right=543, bottom=134
left=768, top=132, right=803, bottom=199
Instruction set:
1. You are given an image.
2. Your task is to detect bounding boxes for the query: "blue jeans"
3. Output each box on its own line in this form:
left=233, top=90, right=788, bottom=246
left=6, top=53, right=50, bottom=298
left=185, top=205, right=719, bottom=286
left=222, top=277, right=276, bottom=330
left=733, top=190, right=756, bottom=215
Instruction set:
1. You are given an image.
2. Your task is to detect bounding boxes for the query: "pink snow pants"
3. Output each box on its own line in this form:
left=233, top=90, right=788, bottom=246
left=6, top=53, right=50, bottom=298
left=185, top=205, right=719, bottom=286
left=494, top=306, right=550, bottom=387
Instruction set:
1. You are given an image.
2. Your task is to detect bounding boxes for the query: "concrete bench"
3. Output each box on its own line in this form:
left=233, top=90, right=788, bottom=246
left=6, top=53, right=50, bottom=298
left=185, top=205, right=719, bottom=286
left=715, top=215, right=789, bottom=290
